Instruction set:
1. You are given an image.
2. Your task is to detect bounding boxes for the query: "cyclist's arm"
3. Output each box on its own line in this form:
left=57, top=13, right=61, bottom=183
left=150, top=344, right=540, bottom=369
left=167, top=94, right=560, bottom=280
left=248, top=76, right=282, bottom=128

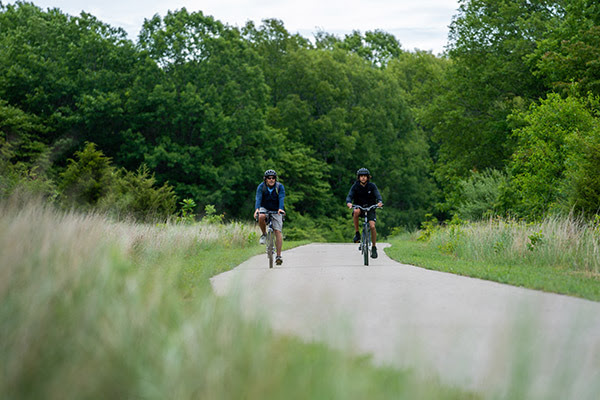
left=278, top=183, right=285, bottom=213
left=255, top=183, right=263, bottom=210
left=254, top=184, right=264, bottom=218
left=345, top=184, right=356, bottom=207
left=372, top=183, right=383, bottom=205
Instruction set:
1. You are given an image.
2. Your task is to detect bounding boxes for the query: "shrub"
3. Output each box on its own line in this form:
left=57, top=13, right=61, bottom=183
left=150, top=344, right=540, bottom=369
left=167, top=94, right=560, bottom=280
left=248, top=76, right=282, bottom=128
left=58, top=142, right=116, bottom=207
left=455, top=169, right=509, bottom=221
left=176, top=198, right=197, bottom=224
left=0, top=138, right=56, bottom=200
left=99, top=164, right=177, bottom=222
left=202, top=204, right=224, bottom=224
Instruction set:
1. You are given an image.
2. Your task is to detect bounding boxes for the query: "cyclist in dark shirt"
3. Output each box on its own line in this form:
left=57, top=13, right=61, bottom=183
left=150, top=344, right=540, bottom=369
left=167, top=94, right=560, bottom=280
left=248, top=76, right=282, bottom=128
left=345, top=168, right=383, bottom=258
left=254, top=169, right=286, bottom=265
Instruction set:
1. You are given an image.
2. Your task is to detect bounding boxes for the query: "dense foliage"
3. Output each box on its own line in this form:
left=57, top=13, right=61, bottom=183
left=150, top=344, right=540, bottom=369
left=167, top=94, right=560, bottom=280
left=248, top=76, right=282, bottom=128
left=2, top=0, right=600, bottom=237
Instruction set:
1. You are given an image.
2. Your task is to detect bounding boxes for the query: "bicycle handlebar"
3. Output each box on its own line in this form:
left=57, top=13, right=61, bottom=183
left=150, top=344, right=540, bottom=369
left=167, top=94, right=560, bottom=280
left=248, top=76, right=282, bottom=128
left=352, top=204, right=382, bottom=211
left=255, top=210, right=285, bottom=222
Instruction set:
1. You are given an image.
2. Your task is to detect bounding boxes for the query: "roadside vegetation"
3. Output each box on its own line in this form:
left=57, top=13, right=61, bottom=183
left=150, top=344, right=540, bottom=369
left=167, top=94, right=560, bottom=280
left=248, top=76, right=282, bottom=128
left=0, top=200, right=478, bottom=399
left=386, top=215, right=600, bottom=302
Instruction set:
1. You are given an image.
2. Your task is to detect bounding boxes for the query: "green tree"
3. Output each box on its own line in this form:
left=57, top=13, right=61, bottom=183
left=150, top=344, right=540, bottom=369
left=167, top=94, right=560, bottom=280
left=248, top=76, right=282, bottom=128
left=531, top=0, right=600, bottom=96
left=454, top=169, right=509, bottom=220
left=339, top=30, right=403, bottom=66
left=136, top=8, right=277, bottom=218
left=0, top=2, right=141, bottom=163
left=430, top=0, right=559, bottom=197
left=508, top=93, right=597, bottom=218
left=561, top=95, right=600, bottom=215
left=0, top=100, right=54, bottom=199
left=59, top=142, right=116, bottom=207
left=242, top=18, right=310, bottom=105
left=261, top=37, right=434, bottom=230
left=0, top=99, right=48, bottom=166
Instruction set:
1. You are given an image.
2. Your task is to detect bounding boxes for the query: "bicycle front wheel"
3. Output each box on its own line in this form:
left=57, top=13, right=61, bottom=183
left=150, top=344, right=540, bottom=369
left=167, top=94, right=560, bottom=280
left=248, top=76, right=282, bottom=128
left=362, top=227, right=369, bottom=266
left=267, top=230, right=274, bottom=269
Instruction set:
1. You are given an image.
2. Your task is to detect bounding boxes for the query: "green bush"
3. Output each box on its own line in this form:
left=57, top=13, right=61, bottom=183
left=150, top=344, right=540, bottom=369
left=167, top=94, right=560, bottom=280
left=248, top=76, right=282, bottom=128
left=59, top=142, right=176, bottom=221
left=176, top=198, right=197, bottom=224
left=0, top=138, right=56, bottom=200
left=99, top=164, right=177, bottom=222
left=58, top=142, right=116, bottom=207
left=454, top=169, right=509, bottom=221
left=202, top=204, right=224, bottom=224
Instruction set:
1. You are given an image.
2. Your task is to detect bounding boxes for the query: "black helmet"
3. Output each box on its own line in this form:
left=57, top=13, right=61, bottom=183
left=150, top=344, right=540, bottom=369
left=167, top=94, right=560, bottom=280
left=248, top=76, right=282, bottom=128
left=356, top=168, right=370, bottom=177
left=264, top=169, right=277, bottom=178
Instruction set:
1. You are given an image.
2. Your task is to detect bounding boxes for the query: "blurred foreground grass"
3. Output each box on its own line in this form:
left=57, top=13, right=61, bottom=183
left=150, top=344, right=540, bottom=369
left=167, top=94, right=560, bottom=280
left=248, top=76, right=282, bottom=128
left=0, top=200, right=477, bottom=399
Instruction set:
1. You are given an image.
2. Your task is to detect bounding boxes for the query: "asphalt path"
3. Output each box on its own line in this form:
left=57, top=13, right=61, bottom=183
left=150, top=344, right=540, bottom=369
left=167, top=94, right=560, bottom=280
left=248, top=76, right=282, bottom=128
left=210, top=243, right=600, bottom=398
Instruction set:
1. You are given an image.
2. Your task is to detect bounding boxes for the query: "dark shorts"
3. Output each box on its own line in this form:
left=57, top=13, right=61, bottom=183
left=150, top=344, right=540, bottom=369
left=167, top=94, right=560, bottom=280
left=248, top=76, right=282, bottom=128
left=354, top=208, right=376, bottom=222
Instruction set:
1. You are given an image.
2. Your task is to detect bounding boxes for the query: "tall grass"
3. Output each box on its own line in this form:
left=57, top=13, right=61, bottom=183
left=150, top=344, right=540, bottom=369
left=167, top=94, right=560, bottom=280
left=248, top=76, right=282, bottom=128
left=387, top=214, right=600, bottom=300
left=0, top=200, right=476, bottom=399
left=429, top=215, right=600, bottom=275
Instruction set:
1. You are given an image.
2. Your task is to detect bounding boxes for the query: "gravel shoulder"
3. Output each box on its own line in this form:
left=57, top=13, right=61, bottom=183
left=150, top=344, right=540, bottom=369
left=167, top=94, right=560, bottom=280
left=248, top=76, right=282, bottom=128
left=210, top=243, right=600, bottom=398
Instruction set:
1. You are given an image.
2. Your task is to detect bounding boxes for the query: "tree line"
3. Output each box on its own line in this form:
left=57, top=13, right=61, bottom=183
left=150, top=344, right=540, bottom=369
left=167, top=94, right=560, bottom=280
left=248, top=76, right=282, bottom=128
left=1, top=1, right=600, bottom=239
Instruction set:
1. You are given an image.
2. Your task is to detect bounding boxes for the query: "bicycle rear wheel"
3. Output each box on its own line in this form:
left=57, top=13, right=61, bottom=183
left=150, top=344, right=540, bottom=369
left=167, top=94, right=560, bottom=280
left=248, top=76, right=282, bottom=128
left=267, top=230, right=274, bottom=268
left=362, top=227, right=369, bottom=266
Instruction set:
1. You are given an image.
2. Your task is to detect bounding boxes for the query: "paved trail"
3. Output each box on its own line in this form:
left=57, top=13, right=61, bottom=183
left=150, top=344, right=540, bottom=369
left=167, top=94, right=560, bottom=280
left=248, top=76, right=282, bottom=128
left=210, top=243, right=600, bottom=398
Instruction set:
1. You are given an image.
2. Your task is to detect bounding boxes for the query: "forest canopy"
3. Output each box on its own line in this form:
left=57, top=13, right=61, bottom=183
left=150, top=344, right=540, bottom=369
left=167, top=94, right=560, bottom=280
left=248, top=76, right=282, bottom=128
left=2, top=1, right=600, bottom=239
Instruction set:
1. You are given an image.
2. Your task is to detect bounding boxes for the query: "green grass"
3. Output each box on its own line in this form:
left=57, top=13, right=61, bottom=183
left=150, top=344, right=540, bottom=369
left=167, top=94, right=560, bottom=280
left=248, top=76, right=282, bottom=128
left=385, top=217, right=600, bottom=302
left=0, top=201, right=479, bottom=400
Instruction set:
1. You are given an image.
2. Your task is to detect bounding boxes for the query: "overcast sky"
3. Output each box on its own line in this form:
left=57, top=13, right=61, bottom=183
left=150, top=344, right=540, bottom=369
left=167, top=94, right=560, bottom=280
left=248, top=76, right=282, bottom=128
left=8, top=0, right=462, bottom=54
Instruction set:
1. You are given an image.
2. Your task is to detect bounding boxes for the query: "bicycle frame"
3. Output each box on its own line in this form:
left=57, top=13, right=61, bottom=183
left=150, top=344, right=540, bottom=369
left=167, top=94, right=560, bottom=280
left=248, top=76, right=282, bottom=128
left=353, top=204, right=380, bottom=266
left=261, top=211, right=281, bottom=269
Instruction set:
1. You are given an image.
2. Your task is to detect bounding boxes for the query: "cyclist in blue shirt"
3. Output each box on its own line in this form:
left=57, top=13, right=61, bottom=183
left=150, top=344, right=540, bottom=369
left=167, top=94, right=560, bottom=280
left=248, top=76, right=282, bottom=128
left=254, top=169, right=286, bottom=265
left=346, top=168, right=383, bottom=258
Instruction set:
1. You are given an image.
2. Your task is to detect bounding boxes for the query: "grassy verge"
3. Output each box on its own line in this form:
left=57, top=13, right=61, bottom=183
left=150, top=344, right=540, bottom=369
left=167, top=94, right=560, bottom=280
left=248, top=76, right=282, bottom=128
left=0, top=201, right=478, bottom=399
left=385, top=217, right=600, bottom=302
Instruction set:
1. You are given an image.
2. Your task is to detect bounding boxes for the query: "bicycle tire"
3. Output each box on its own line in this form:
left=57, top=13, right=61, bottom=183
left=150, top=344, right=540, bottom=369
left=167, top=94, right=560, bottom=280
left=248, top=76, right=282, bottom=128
left=362, top=226, right=369, bottom=266
left=267, top=230, right=274, bottom=269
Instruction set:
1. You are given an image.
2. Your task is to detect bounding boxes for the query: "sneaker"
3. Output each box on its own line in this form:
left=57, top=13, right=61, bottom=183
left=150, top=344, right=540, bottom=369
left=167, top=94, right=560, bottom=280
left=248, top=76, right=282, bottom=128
left=353, top=232, right=360, bottom=243
left=371, top=246, right=378, bottom=259
left=259, top=234, right=266, bottom=245
left=275, top=256, right=283, bottom=265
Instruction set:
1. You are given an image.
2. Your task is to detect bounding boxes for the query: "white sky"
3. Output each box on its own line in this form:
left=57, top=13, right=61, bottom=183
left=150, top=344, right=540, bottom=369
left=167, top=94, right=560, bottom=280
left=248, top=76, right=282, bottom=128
left=6, top=0, right=461, bottom=54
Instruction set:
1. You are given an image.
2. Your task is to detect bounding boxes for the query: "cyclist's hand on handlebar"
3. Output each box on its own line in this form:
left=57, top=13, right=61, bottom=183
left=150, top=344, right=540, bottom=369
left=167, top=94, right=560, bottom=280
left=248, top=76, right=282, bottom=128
left=278, top=209, right=286, bottom=215
left=253, top=209, right=259, bottom=220
left=347, top=202, right=353, bottom=209
left=377, top=202, right=383, bottom=208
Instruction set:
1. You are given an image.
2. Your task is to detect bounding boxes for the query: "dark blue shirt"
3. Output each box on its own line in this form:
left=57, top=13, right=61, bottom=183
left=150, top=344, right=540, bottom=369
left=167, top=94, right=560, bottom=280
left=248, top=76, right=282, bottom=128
left=255, top=182, right=285, bottom=211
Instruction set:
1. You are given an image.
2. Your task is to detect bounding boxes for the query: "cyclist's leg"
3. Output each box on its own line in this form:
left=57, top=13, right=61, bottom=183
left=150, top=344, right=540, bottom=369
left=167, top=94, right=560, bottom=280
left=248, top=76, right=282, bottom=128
left=274, top=230, right=283, bottom=256
left=351, top=209, right=362, bottom=242
left=367, top=209, right=377, bottom=246
left=369, top=220, right=377, bottom=246
left=258, top=213, right=267, bottom=234
left=352, top=209, right=361, bottom=232
left=271, top=214, right=284, bottom=257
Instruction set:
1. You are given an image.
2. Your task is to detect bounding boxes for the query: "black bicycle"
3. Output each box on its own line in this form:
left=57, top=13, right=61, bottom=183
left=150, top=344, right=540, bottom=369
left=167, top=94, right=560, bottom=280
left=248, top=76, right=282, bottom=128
left=353, top=204, right=381, bottom=266
left=260, top=211, right=283, bottom=268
